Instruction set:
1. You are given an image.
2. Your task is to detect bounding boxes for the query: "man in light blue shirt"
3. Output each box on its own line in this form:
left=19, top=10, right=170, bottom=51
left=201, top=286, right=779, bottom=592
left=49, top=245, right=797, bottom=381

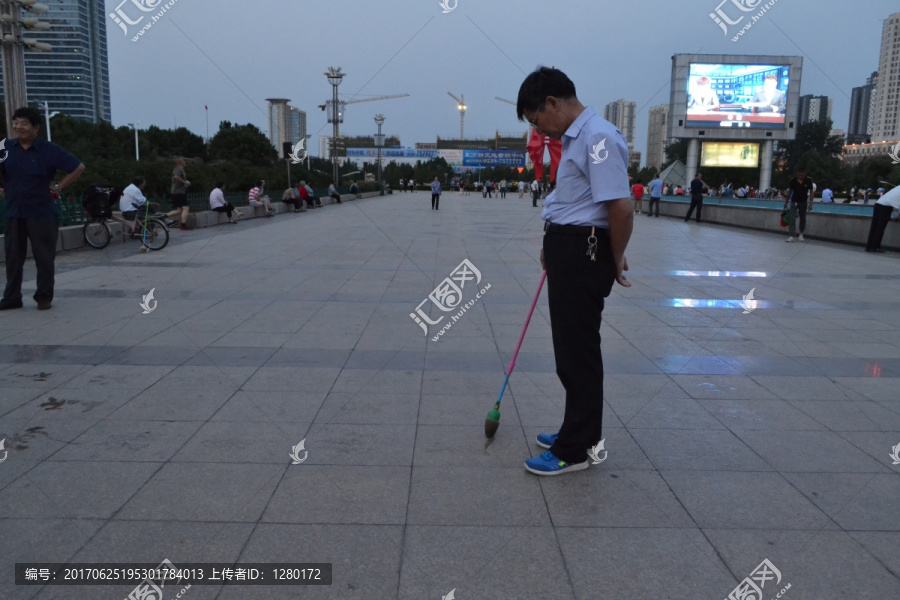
left=647, top=176, right=663, bottom=217
left=517, top=66, right=633, bottom=476
left=821, top=186, right=834, bottom=203
left=431, top=176, right=442, bottom=210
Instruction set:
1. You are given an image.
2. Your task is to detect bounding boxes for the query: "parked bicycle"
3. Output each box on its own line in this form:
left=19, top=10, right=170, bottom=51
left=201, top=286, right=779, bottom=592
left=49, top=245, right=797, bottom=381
left=81, top=184, right=169, bottom=251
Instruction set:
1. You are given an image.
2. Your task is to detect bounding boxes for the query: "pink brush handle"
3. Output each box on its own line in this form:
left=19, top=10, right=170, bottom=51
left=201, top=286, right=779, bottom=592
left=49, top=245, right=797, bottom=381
left=506, top=271, right=547, bottom=375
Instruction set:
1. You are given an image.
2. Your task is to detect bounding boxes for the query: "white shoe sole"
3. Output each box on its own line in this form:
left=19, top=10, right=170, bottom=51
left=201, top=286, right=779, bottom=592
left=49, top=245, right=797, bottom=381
left=524, top=459, right=589, bottom=476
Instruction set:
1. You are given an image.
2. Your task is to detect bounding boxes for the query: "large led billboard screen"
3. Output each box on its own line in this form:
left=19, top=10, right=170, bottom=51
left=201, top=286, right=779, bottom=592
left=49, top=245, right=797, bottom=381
left=686, top=63, right=791, bottom=129
left=700, top=142, right=760, bottom=167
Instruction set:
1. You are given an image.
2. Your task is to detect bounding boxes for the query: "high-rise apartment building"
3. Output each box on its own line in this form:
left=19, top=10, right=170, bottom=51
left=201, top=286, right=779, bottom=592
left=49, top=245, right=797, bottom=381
left=0, top=0, right=110, bottom=122
left=266, top=99, right=307, bottom=158
left=645, top=105, right=669, bottom=170
left=798, top=95, right=833, bottom=125
left=603, top=99, right=636, bottom=146
left=848, top=72, right=877, bottom=144
left=869, top=12, right=900, bottom=142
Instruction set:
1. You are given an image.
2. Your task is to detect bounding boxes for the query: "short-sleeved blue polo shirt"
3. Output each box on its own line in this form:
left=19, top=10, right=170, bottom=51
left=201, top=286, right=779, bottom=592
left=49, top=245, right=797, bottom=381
left=0, top=138, right=82, bottom=220
left=541, top=106, right=630, bottom=228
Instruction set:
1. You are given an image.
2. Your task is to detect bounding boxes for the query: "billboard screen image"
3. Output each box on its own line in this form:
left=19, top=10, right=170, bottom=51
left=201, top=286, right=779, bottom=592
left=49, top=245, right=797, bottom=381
left=700, top=142, right=760, bottom=167
left=686, top=63, right=790, bottom=129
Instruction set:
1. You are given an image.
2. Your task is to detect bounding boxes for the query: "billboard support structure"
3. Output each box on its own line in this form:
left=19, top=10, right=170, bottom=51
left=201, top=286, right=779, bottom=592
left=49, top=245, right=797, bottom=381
left=686, top=139, right=699, bottom=191
left=760, top=139, right=774, bottom=193
left=669, top=53, right=803, bottom=192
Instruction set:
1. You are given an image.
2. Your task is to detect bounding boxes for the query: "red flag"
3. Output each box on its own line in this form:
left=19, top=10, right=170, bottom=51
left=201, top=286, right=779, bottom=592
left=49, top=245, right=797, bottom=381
left=548, top=138, right=562, bottom=183
left=526, top=128, right=544, bottom=180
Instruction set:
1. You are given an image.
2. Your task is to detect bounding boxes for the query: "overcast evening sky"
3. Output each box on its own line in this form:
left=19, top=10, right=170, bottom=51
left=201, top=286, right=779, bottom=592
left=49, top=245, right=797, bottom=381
left=107, top=0, right=897, bottom=160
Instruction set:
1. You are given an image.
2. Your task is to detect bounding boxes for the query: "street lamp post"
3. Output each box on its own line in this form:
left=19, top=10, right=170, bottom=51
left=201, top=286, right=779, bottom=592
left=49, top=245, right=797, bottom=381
left=1, top=0, right=52, bottom=133
left=36, top=100, right=59, bottom=141
left=128, top=121, right=141, bottom=161
left=325, top=66, right=345, bottom=188
left=374, top=114, right=385, bottom=192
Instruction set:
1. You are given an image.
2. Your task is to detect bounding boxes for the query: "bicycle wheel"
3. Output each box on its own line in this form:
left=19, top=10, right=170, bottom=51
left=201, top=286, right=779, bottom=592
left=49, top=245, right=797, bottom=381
left=83, top=219, right=111, bottom=249
left=141, top=218, right=169, bottom=251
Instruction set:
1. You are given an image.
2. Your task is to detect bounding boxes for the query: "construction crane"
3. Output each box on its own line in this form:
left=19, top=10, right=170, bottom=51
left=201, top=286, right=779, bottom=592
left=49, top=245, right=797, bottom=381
left=318, top=93, right=410, bottom=124
left=495, top=96, right=515, bottom=106
left=448, top=92, right=466, bottom=139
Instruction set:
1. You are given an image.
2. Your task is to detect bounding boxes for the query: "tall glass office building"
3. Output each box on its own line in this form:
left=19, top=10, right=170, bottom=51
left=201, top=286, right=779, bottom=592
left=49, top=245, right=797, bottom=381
left=0, top=0, right=110, bottom=123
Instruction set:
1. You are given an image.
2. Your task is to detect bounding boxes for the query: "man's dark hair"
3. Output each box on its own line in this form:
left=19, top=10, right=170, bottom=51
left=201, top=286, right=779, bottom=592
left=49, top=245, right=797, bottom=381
left=132, top=176, right=146, bottom=186
left=215, top=180, right=225, bottom=189
left=635, top=179, right=642, bottom=184
left=12, top=107, right=41, bottom=127
left=517, top=66, right=577, bottom=120
left=256, top=180, right=263, bottom=186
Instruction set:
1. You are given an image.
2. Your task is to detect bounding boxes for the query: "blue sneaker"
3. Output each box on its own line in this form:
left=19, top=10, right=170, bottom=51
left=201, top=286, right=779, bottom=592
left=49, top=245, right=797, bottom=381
left=524, top=450, right=589, bottom=476
left=536, top=432, right=558, bottom=449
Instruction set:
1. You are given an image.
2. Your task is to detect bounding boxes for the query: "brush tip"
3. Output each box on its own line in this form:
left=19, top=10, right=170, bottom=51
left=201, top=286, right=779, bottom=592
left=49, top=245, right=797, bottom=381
left=484, top=418, right=500, bottom=438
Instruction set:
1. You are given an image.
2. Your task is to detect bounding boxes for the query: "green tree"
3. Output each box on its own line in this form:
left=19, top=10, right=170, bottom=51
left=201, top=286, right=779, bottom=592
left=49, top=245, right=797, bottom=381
left=662, top=139, right=689, bottom=170
left=773, top=119, right=843, bottom=175
left=208, top=121, right=276, bottom=166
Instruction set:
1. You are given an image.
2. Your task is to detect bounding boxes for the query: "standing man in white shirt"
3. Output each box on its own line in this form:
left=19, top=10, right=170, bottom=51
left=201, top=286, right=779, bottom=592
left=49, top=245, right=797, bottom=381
left=517, top=66, right=633, bottom=476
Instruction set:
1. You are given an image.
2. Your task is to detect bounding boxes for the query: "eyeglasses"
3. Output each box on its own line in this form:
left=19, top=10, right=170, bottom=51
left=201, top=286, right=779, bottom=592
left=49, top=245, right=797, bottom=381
left=526, top=103, right=546, bottom=130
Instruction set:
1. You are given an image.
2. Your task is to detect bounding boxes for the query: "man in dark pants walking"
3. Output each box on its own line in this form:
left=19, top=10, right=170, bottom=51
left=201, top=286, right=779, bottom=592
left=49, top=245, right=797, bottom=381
left=517, top=66, right=633, bottom=476
left=684, top=173, right=705, bottom=223
left=1, top=107, right=84, bottom=311
left=865, top=185, right=900, bottom=253
left=785, top=169, right=814, bottom=242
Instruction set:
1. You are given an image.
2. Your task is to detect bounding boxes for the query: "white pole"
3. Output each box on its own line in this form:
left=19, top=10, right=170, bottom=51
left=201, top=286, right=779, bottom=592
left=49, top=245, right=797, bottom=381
left=43, top=101, right=51, bottom=142
left=134, top=125, right=139, bottom=161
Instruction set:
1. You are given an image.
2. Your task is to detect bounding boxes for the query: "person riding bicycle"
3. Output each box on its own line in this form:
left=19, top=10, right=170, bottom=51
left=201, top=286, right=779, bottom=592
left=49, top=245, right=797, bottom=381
left=120, top=176, right=150, bottom=229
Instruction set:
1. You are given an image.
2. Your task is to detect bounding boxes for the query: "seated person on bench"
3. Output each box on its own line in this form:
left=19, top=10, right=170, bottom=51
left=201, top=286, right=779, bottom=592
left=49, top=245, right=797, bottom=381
left=282, top=186, right=306, bottom=212
left=298, top=181, right=321, bottom=209
left=249, top=179, right=275, bottom=215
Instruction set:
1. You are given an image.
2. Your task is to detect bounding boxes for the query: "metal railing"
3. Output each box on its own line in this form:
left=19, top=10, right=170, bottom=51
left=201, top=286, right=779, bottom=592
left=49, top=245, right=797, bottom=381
left=0, top=187, right=354, bottom=234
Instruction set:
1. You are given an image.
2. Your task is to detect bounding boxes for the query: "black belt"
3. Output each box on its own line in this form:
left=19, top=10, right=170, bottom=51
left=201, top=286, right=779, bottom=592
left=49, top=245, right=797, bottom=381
left=543, top=222, right=607, bottom=236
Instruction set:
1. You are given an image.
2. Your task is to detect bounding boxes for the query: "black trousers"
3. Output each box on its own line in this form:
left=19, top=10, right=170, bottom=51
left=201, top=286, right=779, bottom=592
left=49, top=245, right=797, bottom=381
left=431, top=193, right=440, bottom=209
left=648, top=197, right=660, bottom=217
left=544, top=227, right=616, bottom=463
left=866, top=203, right=894, bottom=250
left=685, top=194, right=703, bottom=222
left=3, top=217, right=58, bottom=304
left=330, top=193, right=342, bottom=204
left=532, top=191, right=540, bottom=207
left=213, top=203, right=234, bottom=218
left=788, top=200, right=807, bottom=235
